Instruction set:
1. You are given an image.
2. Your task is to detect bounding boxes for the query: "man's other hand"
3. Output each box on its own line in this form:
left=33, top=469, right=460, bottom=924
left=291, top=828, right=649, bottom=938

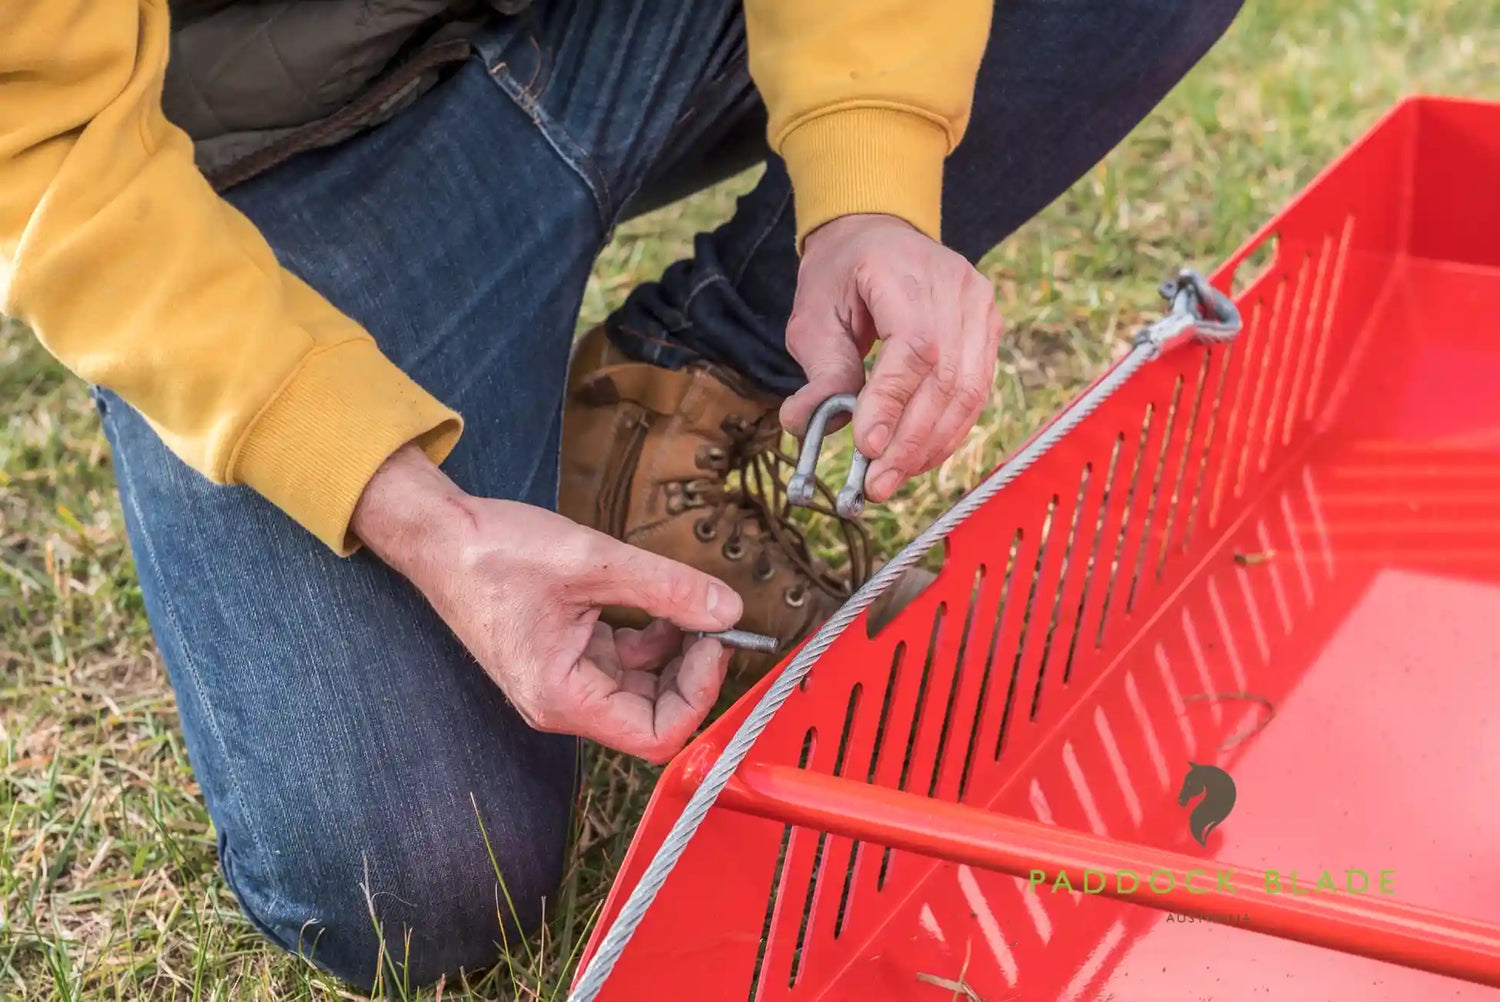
left=351, top=445, right=742, bottom=764
left=781, top=213, right=1004, bottom=504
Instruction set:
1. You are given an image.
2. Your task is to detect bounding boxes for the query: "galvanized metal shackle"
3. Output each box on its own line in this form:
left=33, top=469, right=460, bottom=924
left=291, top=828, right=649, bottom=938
left=1135, top=268, right=1245, bottom=359
left=1159, top=268, right=1242, bottom=338
left=787, top=393, right=869, bottom=518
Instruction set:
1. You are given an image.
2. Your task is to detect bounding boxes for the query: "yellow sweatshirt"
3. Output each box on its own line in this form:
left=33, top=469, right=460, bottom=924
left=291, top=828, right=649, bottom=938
left=1, top=0, right=990, bottom=555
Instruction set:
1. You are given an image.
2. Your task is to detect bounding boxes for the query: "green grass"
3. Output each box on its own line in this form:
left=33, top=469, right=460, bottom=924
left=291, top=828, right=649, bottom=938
left=4, top=1, right=1499, bottom=997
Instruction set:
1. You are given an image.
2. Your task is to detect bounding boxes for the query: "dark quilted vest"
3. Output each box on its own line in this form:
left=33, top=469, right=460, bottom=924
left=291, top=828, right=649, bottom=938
left=162, top=0, right=532, bottom=190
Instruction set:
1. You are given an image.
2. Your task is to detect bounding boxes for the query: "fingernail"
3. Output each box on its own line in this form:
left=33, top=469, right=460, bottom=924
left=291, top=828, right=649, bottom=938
left=874, top=468, right=904, bottom=499
left=866, top=422, right=891, bottom=455
left=707, top=583, right=742, bottom=623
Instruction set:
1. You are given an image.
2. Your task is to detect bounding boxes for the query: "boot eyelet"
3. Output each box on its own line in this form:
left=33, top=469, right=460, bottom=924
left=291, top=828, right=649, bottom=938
left=754, top=561, right=776, bottom=582
left=783, top=585, right=807, bottom=608
left=694, top=519, right=717, bottom=542
left=723, top=538, right=746, bottom=561
left=722, top=415, right=753, bottom=439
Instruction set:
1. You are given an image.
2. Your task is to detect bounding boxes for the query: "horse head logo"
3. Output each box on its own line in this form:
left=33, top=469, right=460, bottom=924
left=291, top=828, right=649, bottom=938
left=1177, top=762, right=1236, bottom=846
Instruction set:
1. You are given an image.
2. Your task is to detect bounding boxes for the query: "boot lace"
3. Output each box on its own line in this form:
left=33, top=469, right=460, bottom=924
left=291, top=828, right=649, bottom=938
left=671, top=413, right=874, bottom=607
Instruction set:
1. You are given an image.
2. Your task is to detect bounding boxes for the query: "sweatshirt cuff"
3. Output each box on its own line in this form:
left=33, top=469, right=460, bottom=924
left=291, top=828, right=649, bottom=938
left=779, top=105, right=950, bottom=250
left=231, top=339, right=464, bottom=556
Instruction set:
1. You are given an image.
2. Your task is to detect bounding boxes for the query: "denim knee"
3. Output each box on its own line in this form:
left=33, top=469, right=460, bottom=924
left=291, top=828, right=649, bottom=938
left=217, top=778, right=573, bottom=990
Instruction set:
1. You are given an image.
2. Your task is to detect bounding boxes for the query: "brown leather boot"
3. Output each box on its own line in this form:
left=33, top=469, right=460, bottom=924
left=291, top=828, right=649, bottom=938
left=559, top=325, right=932, bottom=678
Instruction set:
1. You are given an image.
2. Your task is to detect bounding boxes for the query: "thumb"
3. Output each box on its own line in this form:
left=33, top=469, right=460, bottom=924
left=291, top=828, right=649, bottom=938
left=780, top=324, right=867, bottom=438
left=572, top=535, right=743, bottom=632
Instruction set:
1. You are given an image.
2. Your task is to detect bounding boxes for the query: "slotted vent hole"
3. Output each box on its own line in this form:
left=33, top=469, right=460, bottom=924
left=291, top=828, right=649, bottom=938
left=1032, top=465, right=1092, bottom=720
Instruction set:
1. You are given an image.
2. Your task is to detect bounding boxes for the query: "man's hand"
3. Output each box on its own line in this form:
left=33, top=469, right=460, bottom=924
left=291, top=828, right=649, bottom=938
left=781, top=213, right=1004, bottom=504
left=351, top=445, right=742, bottom=764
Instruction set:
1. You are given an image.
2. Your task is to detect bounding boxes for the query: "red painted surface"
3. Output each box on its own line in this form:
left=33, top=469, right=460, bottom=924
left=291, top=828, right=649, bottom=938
left=578, top=96, right=1500, bottom=1001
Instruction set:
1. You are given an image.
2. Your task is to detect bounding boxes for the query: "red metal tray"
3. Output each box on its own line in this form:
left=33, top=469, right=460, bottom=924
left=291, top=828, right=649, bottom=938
left=578, top=95, right=1500, bottom=1001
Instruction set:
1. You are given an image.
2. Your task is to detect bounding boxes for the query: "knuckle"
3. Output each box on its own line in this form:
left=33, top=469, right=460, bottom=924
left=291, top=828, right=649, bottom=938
left=934, top=360, right=961, bottom=396
left=851, top=258, right=883, bottom=296
left=887, top=426, right=926, bottom=461
left=805, top=354, right=858, bottom=385
left=965, top=272, right=999, bottom=317
left=987, top=302, right=1005, bottom=333
left=961, top=265, right=988, bottom=296
left=785, top=313, right=815, bottom=353
left=898, top=271, right=924, bottom=303
left=662, top=568, right=699, bottom=610
left=903, top=320, right=941, bottom=359
left=956, top=379, right=989, bottom=415
left=865, top=377, right=911, bottom=410
left=976, top=285, right=998, bottom=316
left=519, top=692, right=556, bottom=730
left=901, top=336, right=939, bottom=376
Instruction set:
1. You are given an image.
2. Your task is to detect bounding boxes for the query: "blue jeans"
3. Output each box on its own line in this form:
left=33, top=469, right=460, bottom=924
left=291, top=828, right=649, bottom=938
left=97, top=0, right=1241, bottom=988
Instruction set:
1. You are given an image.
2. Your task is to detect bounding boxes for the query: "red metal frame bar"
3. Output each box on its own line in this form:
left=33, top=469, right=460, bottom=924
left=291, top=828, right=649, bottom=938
left=710, top=763, right=1500, bottom=988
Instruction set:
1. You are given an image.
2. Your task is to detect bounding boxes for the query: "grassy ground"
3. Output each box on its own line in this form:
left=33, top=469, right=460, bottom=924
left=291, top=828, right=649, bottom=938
left=4, top=2, right=1498, bottom=998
